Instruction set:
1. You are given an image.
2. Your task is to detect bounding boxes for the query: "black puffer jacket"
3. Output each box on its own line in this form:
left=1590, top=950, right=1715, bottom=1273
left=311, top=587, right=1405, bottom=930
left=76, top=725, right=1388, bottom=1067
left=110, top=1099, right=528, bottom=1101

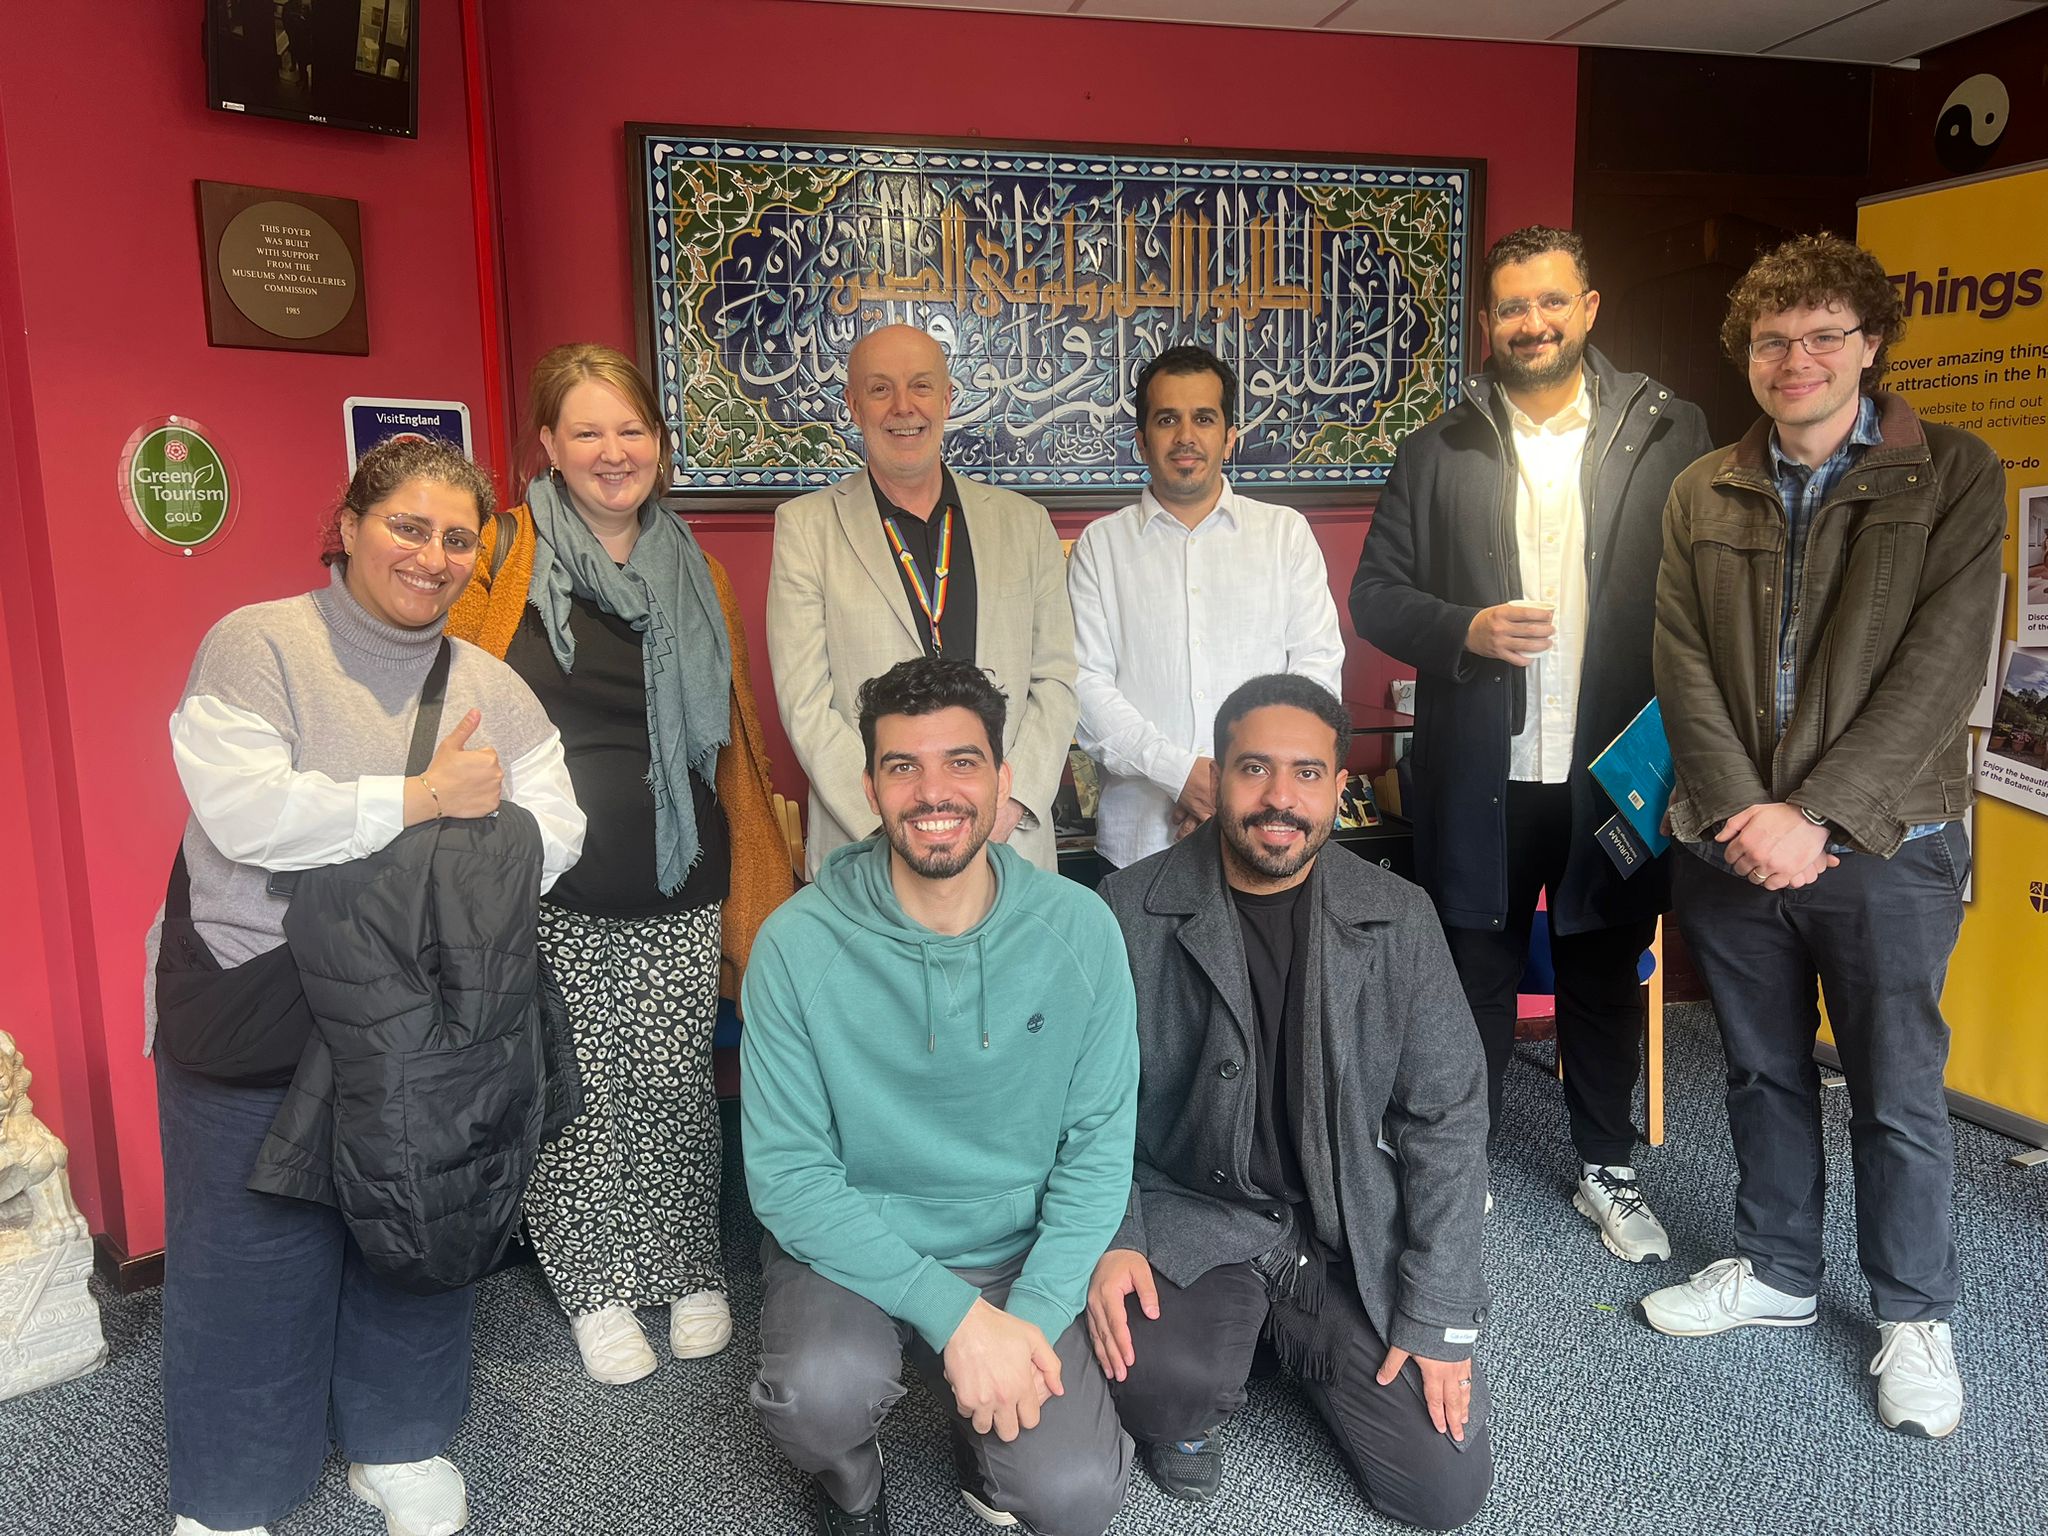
left=250, top=804, right=572, bottom=1293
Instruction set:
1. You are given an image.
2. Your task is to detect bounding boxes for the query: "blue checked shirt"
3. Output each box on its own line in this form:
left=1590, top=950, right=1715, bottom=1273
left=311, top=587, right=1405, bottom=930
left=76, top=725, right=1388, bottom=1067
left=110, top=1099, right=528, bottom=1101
left=1767, top=396, right=1939, bottom=849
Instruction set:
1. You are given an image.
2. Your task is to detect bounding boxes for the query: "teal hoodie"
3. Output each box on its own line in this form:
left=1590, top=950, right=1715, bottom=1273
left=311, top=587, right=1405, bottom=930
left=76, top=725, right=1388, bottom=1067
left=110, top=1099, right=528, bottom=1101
left=740, top=834, right=1139, bottom=1350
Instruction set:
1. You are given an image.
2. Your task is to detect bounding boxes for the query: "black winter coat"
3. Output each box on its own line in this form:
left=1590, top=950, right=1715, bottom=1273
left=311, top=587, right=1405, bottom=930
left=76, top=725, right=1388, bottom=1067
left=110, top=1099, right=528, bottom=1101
left=1350, top=348, right=1712, bottom=936
left=250, top=805, right=571, bottom=1293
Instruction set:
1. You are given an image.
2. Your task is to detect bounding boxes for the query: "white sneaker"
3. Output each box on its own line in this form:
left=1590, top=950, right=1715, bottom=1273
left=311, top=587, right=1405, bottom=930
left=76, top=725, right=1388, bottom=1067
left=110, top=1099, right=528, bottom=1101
left=1574, top=1164, right=1673, bottom=1263
left=571, top=1304, right=659, bottom=1384
left=347, top=1457, right=470, bottom=1536
left=1870, top=1320, right=1963, bottom=1438
left=1640, top=1257, right=1817, bottom=1336
left=172, top=1520, right=271, bottom=1535
left=670, top=1289, right=733, bottom=1359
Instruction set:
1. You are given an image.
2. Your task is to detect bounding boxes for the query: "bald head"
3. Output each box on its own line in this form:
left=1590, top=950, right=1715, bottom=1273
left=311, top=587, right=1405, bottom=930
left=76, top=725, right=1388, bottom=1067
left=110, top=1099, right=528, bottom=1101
left=846, top=325, right=953, bottom=504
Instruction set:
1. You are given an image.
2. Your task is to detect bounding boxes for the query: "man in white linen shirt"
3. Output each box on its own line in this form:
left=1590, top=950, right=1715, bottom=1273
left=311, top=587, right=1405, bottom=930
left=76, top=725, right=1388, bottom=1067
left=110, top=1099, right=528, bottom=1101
left=1352, top=227, right=1712, bottom=1266
left=1068, top=346, right=1345, bottom=869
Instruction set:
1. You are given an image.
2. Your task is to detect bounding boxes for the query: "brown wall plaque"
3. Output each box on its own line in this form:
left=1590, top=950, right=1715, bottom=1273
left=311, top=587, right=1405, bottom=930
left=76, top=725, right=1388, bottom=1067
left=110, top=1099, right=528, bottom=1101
left=196, top=180, right=368, bottom=354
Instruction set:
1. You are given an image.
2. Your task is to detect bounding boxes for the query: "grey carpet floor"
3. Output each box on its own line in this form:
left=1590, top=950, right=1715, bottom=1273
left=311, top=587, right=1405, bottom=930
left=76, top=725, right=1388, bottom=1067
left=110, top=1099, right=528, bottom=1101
left=5, top=1001, right=2046, bottom=1536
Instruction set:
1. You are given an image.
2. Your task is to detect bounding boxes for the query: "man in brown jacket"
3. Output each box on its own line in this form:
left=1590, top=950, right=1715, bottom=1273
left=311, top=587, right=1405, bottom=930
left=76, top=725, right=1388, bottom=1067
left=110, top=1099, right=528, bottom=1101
left=1643, top=234, right=2004, bottom=1442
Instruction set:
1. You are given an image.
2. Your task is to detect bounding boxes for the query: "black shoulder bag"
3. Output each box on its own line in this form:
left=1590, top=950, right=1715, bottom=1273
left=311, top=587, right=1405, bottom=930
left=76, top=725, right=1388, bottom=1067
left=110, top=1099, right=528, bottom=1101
left=154, top=641, right=452, bottom=1086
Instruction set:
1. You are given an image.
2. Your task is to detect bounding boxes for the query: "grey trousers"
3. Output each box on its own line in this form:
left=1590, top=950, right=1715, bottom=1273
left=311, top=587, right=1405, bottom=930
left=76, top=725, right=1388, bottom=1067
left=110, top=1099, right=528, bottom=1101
left=750, top=1235, right=1133, bottom=1536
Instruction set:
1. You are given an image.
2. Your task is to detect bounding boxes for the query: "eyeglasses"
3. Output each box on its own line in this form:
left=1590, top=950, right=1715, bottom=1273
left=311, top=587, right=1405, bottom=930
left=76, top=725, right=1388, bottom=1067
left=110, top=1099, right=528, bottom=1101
left=362, top=512, right=480, bottom=560
left=1490, top=291, right=1586, bottom=324
left=1748, top=325, right=1864, bottom=364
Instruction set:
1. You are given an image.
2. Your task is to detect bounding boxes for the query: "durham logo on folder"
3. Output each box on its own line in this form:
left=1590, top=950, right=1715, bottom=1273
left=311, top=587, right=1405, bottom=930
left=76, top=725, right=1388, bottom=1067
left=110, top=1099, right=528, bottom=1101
left=1589, top=699, right=1674, bottom=875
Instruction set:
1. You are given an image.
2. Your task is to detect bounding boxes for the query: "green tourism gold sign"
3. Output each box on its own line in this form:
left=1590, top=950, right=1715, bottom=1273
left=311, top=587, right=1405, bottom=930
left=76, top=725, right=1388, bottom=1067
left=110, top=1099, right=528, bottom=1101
left=120, top=416, right=237, bottom=554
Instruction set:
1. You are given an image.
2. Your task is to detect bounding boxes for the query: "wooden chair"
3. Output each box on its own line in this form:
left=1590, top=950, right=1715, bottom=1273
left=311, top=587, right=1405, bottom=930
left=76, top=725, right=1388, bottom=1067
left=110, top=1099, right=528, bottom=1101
left=769, top=792, right=805, bottom=882
left=1529, top=914, right=1666, bottom=1146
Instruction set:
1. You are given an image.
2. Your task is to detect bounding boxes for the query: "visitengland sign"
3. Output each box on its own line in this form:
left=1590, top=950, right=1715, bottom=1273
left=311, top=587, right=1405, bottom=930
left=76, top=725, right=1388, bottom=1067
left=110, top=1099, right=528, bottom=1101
left=119, top=416, right=236, bottom=555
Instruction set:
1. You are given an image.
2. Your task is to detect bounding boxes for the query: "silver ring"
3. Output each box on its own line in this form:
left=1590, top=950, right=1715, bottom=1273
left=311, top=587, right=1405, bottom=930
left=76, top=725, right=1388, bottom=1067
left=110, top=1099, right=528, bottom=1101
left=1458, top=1377, right=1472, bottom=1387
left=1748, top=869, right=1765, bottom=883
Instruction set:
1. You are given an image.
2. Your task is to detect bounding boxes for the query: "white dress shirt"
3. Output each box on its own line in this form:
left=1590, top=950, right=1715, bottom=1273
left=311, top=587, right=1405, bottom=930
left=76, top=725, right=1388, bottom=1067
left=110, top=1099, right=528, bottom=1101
left=1505, top=377, right=1591, bottom=784
left=1068, top=480, right=1345, bottom=867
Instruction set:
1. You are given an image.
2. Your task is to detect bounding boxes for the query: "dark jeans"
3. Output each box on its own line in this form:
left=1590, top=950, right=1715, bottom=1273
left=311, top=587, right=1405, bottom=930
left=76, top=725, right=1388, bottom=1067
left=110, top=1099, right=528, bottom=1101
left=750, top=1235, right=1132, bottom=1536
left=1672, top=823, right=1968, bottom=1319
left=1110, top=1262, right=1492, bottom=1532
left=157, top=1053, right=475, bottom=1529
left=1441, top=780, right=1655, bottom=1165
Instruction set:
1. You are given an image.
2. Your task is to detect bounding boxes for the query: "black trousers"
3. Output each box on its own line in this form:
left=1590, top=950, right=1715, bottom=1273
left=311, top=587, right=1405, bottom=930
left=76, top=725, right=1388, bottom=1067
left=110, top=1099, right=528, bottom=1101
left=1440, top=780, right=1654, bottom=1166
left=1110, top=1262, right=1492, bottom=1532
left=1674, top=828, right=1966, bottom=1318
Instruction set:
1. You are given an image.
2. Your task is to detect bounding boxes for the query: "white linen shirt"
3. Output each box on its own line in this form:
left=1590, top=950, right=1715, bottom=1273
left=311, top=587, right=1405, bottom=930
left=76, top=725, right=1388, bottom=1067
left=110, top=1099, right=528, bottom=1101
left=1068, top=481, right=1345, bottom=867
left=1506, top=377, right=1591, bottom=784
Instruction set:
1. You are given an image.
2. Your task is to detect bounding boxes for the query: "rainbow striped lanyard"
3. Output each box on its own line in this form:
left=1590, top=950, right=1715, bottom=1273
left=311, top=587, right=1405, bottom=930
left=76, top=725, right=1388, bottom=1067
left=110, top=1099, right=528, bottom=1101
left=883, top=507, right=954, bottom=653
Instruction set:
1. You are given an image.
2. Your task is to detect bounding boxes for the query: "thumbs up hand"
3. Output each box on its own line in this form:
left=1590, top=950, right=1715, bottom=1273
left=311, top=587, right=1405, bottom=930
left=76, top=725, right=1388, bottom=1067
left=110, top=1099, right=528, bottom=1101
left=418, top=708, right=503, bottom=818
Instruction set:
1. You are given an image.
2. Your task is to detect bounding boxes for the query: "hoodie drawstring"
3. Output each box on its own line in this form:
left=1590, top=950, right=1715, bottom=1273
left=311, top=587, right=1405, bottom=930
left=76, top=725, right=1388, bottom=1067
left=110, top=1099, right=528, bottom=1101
left=922, top=934, right=992, bottom=1051
left=922, top=942, right=937, bottom=1053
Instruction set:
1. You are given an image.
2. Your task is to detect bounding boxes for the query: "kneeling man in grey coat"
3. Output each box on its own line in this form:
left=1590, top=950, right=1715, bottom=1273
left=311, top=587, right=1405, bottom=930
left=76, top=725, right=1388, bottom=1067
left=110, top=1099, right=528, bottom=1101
left=1088, top=674, right=1494, bottom=1530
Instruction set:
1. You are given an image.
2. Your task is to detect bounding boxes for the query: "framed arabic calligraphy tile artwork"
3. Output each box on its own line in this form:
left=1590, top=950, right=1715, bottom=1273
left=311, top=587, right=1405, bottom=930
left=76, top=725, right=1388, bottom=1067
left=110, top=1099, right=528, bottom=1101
left=629, top=125, right=1483, bottom=503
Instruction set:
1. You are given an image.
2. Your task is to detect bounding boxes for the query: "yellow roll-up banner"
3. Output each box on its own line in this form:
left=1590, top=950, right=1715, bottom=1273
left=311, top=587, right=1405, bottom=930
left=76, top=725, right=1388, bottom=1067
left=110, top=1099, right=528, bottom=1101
left=1859, top=160, right=2048, bottom=1146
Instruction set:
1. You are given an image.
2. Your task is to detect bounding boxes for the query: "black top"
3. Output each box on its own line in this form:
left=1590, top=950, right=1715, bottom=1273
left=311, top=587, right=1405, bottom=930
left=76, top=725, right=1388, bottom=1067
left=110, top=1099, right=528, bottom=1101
left=1233, top=881, right=1308, bottom=1208
left=503, top=591, right=729, bottom=918
left=872, top=468, right=976, bottom=663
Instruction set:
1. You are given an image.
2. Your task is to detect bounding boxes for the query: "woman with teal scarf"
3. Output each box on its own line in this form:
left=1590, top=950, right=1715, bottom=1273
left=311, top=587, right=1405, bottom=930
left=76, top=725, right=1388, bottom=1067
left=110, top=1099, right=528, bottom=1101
left=452, top=344, right=739, bottom=1385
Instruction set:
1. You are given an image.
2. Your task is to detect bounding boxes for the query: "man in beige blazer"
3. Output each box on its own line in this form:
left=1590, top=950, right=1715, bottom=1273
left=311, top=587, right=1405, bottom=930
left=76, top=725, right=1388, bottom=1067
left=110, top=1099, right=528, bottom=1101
left=767, top=324, right=1079, bottom=878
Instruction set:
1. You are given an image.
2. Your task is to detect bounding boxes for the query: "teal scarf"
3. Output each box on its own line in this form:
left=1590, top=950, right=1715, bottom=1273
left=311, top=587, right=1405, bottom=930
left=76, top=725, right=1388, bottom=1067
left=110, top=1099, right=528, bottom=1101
left=527, top=472, right=731, bottom=894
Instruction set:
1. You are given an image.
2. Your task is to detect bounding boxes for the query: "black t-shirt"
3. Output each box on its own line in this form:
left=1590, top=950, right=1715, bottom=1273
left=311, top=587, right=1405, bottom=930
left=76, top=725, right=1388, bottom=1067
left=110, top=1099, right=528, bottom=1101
left=503, top=592, right=729, bottom=918
left=1233, top=881, right=1308, bottom=1208
left=872, top=469, right=976, bottom=663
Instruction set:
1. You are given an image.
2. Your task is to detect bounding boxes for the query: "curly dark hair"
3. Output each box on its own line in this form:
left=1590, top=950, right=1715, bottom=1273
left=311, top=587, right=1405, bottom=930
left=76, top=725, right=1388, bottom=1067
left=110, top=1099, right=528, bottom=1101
left=1719, top=232, right=1903, bottom=391
left=319, top=437, right=496, bottom=567
left=1482, top=226, right=1591, bottom=299
left=1213, top=673, right=1352, bottom=767
left=1133, top=345, right=1240, bottom=429
left=857, top=655, right=1009, bottom=772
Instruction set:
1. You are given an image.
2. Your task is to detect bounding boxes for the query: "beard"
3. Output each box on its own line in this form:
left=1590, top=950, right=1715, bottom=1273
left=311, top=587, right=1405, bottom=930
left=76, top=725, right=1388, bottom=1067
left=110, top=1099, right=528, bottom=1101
left=1491, top=328, right=1586, bottom=392
left=1220, top=807, right=1333, bottom=884
left=883, top=798, right=996, bottom=881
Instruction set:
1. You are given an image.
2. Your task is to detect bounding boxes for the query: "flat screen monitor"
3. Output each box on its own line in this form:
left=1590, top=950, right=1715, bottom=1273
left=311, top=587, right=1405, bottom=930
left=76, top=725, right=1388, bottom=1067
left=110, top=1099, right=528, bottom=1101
left=206, top=0, right=419, bottom=139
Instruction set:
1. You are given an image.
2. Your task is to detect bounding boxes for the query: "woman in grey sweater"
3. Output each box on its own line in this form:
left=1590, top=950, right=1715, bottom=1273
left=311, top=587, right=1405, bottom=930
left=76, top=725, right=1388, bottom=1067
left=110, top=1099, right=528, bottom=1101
left=153, top=438, right=583, bottom=1536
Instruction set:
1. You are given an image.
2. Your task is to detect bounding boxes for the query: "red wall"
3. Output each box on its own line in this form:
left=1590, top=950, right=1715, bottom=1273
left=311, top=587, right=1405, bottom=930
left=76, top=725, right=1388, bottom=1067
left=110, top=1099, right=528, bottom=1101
left=0, top=0, right=491, bottom=1256
left=483, top=0, right=1579, bottom=792
left=1, top=0, right=1575, bottom=1262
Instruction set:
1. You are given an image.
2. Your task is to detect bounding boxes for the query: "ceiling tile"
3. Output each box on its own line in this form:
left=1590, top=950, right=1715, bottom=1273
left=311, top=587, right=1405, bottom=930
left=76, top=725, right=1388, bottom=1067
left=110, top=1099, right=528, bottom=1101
left=1075, top=0, right=1339, bottom=25
left=1555, top=0, right=1858, bottom=52
left=1317, top=0, right=1597, bottom=38
left=1766, top=0, right=2040, bottom=62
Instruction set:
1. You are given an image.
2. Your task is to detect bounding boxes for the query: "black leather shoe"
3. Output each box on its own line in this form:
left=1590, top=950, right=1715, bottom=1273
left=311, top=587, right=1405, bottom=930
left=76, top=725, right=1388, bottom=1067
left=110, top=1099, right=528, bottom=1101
left=1142, top=1438, right=1223, bottom=1502
left=815, top=1477, right=891, bottom=1535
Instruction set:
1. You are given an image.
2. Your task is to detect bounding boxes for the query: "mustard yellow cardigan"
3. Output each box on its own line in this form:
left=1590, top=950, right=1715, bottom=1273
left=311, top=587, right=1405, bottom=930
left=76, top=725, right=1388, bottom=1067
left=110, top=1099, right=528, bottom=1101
left=445, top=504, right=793, bottom=999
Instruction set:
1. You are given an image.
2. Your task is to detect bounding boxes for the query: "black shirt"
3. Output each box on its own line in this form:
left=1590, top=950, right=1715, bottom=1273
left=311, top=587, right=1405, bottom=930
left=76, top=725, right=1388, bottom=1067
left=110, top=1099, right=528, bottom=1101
left=872, top=468, right=976, bottom=663
left=503, top=592, right=730, bottom=918
left=1233, top=881, right=1308, bottom=1208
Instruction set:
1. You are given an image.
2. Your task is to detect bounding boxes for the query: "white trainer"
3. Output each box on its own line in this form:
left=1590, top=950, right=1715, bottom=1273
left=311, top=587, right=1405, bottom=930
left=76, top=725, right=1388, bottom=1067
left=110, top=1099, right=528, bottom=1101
left=1640, top=1256, right=1817, bottom=1336
left=347, top=1457, right=470, bottom=1536
left=1574, top=1165, right=1673, bottom=1263
left=172, top=1520, right=271, bottom=1535
left=670, top=1289, right=734, bottom=1359
left=1870, top=1320, right=1964, bottom=1439
left=571, top=1304, right=659, bottom=1384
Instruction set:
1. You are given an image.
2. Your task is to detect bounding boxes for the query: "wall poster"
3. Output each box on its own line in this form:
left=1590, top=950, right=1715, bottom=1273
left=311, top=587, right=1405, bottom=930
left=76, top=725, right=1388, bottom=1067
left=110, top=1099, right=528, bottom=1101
left=628, top=126, right=1483, bottom=501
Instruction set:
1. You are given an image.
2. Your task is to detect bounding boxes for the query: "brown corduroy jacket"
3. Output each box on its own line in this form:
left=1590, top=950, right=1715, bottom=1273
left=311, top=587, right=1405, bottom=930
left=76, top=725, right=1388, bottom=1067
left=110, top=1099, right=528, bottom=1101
left=446, top=504, right=793, bottom=998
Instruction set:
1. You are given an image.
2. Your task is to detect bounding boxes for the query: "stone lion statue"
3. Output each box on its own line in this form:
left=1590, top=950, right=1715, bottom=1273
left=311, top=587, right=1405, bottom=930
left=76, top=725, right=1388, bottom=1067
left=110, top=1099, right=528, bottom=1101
left=0, top=1032, right=87, bottom=1257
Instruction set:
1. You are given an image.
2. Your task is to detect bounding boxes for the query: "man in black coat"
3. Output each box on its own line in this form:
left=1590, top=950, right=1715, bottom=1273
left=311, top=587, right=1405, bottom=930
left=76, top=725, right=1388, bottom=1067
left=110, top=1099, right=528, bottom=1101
left=1351, top=226, right=1712, bottom=1264
left=1088, top=675, right=1491, bottom=1529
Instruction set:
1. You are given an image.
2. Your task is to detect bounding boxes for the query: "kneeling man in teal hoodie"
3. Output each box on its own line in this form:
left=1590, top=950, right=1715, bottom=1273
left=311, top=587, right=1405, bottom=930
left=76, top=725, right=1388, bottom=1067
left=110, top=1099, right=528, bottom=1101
left=742, top=655, right=1140, bottom=1536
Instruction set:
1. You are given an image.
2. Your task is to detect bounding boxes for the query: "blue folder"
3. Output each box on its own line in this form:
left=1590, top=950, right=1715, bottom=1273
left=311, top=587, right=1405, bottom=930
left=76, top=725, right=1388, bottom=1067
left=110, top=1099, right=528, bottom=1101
left=1588, top=698, right=1673, bottom=858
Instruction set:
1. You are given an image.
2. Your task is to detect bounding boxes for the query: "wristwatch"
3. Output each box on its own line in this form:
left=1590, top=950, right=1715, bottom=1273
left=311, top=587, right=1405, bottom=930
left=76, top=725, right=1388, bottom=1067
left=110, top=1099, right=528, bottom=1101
left=1796, top=806, right=1828, bottom=829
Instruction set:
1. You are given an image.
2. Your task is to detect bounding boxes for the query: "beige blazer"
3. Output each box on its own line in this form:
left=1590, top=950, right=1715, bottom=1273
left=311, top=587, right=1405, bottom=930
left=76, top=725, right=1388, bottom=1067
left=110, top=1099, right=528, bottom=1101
left=766, top=469, right=1079, bottom=878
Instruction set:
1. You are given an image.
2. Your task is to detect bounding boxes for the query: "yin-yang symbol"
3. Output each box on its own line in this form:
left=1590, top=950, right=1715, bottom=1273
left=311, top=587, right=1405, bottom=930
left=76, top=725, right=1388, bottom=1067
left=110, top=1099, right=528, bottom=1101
left=1935, top=73, right=2008, bottom=174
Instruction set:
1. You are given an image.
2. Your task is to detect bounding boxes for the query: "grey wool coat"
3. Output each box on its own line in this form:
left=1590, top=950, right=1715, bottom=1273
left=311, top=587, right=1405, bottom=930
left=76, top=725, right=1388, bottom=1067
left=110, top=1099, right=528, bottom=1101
left=1097, top=821, right=1492, bottom=1358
